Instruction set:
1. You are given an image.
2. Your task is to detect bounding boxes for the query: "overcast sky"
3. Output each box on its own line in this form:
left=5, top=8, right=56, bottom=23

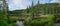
left=6, top=0, right=60, bottom=11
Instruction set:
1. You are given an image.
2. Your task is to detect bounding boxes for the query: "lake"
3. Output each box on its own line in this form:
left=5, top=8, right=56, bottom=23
left=16, top=21, right=24, bottom=26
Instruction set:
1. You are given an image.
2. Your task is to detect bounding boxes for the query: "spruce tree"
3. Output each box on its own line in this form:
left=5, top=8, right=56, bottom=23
left=37, top=0, right=40, bottom=17
left=31, top=1, right=34, bottom=20
left=0, top=0, right=9, bottom=26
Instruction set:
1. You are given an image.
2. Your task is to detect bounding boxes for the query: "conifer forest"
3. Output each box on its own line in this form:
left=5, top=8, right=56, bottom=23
left=0, top=0, right=60, bottom=26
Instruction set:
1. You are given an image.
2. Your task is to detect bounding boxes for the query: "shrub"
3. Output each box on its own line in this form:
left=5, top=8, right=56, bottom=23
left=24, top=20, right=31, bottom=25
left=46, top=14, right=54, bottom=26
left=46, top=21, right=54, bottom=26
left=0, top=16, right=8, bottom=26
left=9, top=18, right=17, bottom=23
left=9, top=23, right=18, bottom=26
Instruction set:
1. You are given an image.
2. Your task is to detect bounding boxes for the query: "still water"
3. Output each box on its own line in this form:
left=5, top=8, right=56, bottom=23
left=16, top=21, right=24, bottom=26
left=54, top=23, right=60, bottom=26
left=45, top=23, right=60, bottom=26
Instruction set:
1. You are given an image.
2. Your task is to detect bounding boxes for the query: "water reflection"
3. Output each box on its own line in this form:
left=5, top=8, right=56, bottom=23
left=54, top=23, right=60, bottom=26
left=16, top=21, right=24, bottom=26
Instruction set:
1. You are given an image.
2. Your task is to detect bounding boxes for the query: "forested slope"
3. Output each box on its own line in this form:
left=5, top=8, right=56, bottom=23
left=9, top=3, right=60, bottom=17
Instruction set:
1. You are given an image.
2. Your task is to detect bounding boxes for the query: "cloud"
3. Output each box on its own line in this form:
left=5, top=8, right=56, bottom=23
left=7, top=0, right=51, bottom=11
left=40, top=0, right=50, bottom=4
left=7, top=0, right=32, bottom=11
left=7, top=0, right=60, bottom=11
left=50, top=0, right=60, bottom=3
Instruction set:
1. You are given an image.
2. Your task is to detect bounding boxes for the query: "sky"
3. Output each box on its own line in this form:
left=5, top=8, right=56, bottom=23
left=6, top=0, right=60, bottom=11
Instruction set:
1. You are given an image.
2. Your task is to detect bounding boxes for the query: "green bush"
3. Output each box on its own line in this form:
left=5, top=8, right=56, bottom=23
left=46, top=21, right=54, bottom=26
left=24, top=20, right=31, bottom=25
left=46, top=14, right=54, bottom=26
left=24, top=19, right=48, bottom=26
left=31, top=20, right=40, bottom=25
left=54, top=14, right=60, bottom=22
left=9, top=18, right=17, bottom=23
left=9, top=23, right=18, bottom=26
left=0, top=16, right=8, bottom=26
left=47, top=14, right=54, bottom=20
left=24, top=14, right=54, bottom=26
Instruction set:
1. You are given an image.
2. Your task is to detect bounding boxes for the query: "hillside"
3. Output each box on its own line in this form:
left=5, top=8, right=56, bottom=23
left=9, top=3, right=60, bottom=17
